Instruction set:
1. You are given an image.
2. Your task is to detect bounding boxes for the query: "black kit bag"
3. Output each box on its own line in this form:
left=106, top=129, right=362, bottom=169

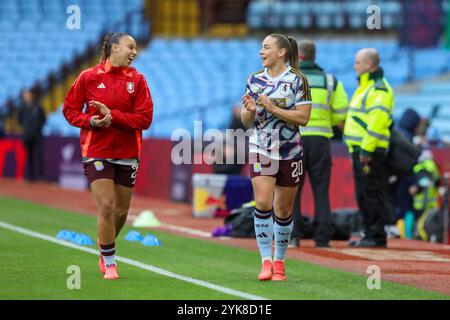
left=224, top=206, right=256, bottom=238
left=296, top=212, right=355, bottom=240
left=297, top=216, right=315, bottom=239
left=330, top=210, right=355, bottom=240
left=224, top=206, right=361, bottom=240
left=386, top=129, right=421, bottom=177
left=351, top=115, right=420, bottom=177
left=331, top=208, right=363, bottom=236
left=224, top=207, right=315, bottom=239
left=300, top=210, right=360, bottom=240
left=416, top=207, right=444, bottom=243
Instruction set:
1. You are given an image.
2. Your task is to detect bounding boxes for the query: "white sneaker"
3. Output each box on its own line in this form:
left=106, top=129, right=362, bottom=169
left=385, top=225, right=401, bottom=238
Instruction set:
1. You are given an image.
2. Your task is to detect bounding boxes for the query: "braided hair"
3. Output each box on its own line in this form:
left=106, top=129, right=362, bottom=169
left=100, top=32, right=129, bottom=63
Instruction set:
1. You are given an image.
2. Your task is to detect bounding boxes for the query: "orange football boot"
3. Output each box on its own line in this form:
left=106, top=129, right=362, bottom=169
left=104, top=265, right=119, bottom=280
left=258, top=260, right=273, bottom=281
left=97, top=239, right=105, bottom=274
left=272, top=260, right=287, bottom=281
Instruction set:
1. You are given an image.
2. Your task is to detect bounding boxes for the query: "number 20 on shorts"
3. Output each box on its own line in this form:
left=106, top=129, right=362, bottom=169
left=291, top=160, right=303, bottom=184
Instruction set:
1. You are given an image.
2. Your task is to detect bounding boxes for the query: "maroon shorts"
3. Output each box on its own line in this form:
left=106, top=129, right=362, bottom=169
left=83, top=160, right=139, bottom=188
left=249, top=153, right=304, bottom=187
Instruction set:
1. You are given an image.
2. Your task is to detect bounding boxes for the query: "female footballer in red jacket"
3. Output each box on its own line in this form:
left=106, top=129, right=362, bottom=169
left=63, top=32, right=153, bottom=280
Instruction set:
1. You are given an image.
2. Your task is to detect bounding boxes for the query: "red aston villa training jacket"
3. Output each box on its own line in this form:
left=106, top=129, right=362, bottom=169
left=63, top=60, right=153, bottom=159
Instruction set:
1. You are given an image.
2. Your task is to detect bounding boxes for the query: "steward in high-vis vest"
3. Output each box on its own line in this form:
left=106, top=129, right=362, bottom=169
left=409, top=150, right=441, bottom=242
left=343, top=67, right=393, bottom=156
left=345, top=48, right=394, bottom=248
left=410, top=151, right=440, bottom=213
left=298, top=68, right=348, bottom=138
left=290, top=40, right=349, bottom=248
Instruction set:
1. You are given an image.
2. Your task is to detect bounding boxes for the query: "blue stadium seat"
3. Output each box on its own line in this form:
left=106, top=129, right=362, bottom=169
left=1, top=0, right=146, bottom=122
left=382, top=1, right=401, bottom=28
left=429, top=119, right=450, bottom=135
left=139, top=37, right=426, bottom=137
left=0, top=20, right=15, bottom=32
left=421, top=82, right=450, bottom=95
left=312, top=1, right=343, bottom=29
left=344, top=0, right=370, bottom=29
left=8, top=10, right=444, bottom=140
left=297, top=2, right=313, bottom=29
left=0, top=1, right=20, bottom=17
left=436, top=105, right=450, bottom=118
left=247, top=0, right=270, bottom=29
left=414, top=49, right=449, bottom=78
left=282, top=2, right=302, bottom=29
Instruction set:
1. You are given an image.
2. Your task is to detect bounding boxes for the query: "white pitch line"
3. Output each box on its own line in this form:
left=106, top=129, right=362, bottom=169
left=160, top=223, right=214, bottom=238
left=127, top=215, right=226, bottom=239
left=0, top=221, right=266, bottom=300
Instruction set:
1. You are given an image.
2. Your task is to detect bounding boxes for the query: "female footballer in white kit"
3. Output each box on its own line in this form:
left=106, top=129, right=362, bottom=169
left=241, top=34, right=312, bottom=281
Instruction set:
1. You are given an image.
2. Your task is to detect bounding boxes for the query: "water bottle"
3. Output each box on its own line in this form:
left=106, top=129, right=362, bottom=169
left=404, top=211, right=415, bottom=239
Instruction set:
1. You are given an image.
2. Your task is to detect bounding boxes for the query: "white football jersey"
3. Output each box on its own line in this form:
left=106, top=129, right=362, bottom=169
left=245, top=66, right=312, bottom=160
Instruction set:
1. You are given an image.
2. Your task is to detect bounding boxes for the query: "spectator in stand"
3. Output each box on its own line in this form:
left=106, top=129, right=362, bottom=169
left=18, top=89, right=46, bottom=181
left=396, top=108, right=421, bottom=142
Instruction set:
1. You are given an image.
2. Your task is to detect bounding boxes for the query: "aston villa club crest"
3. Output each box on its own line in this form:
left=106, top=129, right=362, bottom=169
left=94, top=161, right=104, bottom=171
left=279, top=83, right=290, bottom=96
left=127, top=82, right=135, bottom=93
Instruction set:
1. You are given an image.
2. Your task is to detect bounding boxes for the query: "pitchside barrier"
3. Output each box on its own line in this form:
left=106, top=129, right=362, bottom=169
left=1, top=136, right=449, bottom=241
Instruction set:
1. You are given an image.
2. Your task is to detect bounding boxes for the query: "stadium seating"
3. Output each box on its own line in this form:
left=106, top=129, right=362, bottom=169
left=42, top=36, right=450, bottom=142
left=247, top=0, right=401, bottom=30
left=128, top=37, right=450, bottom=140
left=0, top=0, right=147, bottom=108
left=2, top=2, right=441, bottom=141
left=395, top=80, right=450, bottom=142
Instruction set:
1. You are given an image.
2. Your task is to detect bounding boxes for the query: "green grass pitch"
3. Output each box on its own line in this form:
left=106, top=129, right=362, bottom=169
left=0, top=197, right=448, bottom=300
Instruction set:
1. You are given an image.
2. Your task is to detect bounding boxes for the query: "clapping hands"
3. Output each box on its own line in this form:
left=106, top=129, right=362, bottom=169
left=89, top=100, right=111, bottom=128
left=242, top=94, right=256, bottom=112
left=257, top=94, right=275, bottom=113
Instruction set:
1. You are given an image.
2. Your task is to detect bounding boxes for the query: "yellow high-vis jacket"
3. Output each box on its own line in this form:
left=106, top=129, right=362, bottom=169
left=344, top=68, right=394, bottom=156
left=413, top=158, right=440, bottom=211
left=298, top=61, right=349, bottom=138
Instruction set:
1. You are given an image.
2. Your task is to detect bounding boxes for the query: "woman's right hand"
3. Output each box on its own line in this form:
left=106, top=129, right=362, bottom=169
left=242, top=94, right=256, bottom=112
left=91, top=114, right=111, bottom=128
left=89, top=100, right=111, bottom=116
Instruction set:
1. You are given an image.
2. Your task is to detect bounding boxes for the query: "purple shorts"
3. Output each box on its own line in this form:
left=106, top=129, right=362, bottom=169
left=83, top=160, right=139, bottom=188
left=249, top=153, right=304, bottom=187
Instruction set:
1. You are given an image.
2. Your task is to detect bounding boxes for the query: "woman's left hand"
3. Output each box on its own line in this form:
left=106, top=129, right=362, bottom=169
left=257, top=94, right=275, bottom=113
left=89, top=100, right=111, bottom=116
